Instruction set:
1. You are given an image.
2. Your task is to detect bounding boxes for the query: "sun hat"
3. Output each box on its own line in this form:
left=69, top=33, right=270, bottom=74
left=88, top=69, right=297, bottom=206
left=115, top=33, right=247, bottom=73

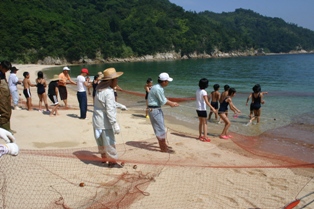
left=51, top=74, right=60, bottom=81
left=158, top=72, right=173, bottom=82
left=63, top=66, right=70, bottom=71
left=97, top=71, right=104, bottom=79
left=81, top=68, right=89, bottom=75
left=102, top=68, right=123, bottom=80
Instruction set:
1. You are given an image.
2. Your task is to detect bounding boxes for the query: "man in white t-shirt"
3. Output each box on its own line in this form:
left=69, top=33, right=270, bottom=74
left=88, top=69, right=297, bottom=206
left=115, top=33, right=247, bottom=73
left=76, top=68, right=90, bottom=119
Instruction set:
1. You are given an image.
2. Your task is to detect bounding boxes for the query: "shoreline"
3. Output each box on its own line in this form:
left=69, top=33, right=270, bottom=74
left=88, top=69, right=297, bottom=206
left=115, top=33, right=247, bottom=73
left=4, top=64, right=313, bottom=208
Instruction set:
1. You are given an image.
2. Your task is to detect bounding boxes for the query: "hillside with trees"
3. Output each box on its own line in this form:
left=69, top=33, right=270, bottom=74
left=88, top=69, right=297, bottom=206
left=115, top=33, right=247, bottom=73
left=0, top=0, right=314, bottom=63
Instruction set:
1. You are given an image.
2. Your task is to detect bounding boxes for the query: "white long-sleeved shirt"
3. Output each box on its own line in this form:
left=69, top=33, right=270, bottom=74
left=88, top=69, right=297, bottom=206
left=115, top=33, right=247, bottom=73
left=92, top=87, right=117, bottom=129
left=8, top=73, right=19, bottom=91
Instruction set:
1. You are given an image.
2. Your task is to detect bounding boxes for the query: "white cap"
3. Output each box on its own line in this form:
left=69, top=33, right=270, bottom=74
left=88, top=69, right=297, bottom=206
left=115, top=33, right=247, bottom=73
left=63, top=66, right=70, bottom=71
left=158, top=72, right=173, bottom=82
left=6, top=143, right=19, bottom=156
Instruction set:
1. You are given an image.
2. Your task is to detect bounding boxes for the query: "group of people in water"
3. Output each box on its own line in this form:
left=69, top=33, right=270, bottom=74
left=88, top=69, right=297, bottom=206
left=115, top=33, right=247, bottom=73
left=144, top=75, right=266, bottom=144
left=196, top=80, right=266, bottom=141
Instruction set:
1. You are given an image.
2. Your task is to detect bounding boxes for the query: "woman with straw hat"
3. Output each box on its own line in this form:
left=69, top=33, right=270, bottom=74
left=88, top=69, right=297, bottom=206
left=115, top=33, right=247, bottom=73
left=92, top=67, right=123, bottom=168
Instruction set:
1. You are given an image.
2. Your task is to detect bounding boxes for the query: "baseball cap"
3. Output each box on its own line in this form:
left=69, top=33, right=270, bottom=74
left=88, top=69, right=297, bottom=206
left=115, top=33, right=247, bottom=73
left=81, top=68, right=89, bottom=74
left=158, top=72, right=173, bottom=82
left=63, top=66, right=70, bottom=71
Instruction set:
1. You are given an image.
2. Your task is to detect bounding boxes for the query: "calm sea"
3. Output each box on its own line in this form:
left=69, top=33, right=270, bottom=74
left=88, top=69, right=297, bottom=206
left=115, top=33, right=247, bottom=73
left=44, top=54, right=314, bottom=163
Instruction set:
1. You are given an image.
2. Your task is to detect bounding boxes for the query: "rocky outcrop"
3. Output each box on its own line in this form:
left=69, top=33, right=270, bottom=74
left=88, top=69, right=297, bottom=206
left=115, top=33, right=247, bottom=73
left=37, top=48, right=313, bottom=65
left=38, top=56, right=67, bottom=65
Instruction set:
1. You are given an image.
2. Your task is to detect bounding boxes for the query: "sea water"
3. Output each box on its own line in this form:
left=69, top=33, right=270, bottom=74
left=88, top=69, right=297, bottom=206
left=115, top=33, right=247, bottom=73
left=44, top=54, right=314, bottom=163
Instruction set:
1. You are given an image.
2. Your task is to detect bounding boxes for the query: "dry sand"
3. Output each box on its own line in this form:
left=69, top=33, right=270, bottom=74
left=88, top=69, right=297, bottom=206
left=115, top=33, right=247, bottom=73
left=3, top=64, right=313, bottom=209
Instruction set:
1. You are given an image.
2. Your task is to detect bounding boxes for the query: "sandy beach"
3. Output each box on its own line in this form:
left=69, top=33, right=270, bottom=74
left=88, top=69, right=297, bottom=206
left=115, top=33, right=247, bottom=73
left=1, top=64, right=313, bottom=209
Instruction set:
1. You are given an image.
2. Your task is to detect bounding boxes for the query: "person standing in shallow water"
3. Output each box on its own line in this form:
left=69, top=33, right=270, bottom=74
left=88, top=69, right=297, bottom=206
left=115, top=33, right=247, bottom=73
left=147, top=72, right=179, bottom=153
left=247, top=84, right=267, bottom=124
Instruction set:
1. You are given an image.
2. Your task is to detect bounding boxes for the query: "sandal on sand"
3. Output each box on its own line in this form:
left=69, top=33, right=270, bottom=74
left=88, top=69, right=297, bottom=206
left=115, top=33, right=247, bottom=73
left=203, top=137, right=211, bottom=142
left=227, top=135, right=233, bottom=138
left=219, top=135, right=229, bottom=139
left=198, top=136, right=211, bottom=142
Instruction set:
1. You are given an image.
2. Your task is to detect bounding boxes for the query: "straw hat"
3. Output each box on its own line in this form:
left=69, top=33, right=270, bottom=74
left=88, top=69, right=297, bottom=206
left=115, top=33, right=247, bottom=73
left=51, top=74, right=60, bottom=81
left=102, top=68, right=123, bottom=80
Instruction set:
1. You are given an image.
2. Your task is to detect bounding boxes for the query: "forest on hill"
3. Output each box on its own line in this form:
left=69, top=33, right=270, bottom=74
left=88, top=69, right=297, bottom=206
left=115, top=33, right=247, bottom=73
left=0, top=0, right=314, bottom=63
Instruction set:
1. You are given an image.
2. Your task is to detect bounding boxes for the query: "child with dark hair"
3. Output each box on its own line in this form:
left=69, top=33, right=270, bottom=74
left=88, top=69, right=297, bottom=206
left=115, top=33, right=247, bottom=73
left=219, top=85, right=230, bottom=117
left=208, top=84, right=220, bottom=121
left=144, top=78, right=153, bottom=118
left=246, top=84, right=267, bottom=124
left=22, top=71, right=36, bottom=111
left=35, top=71, right=49, bottom=112
left=196, top=78, right=217, bottom=142
left=246, top=84, right=268, bottom=121
left=218, top=88, right=241, bottom=139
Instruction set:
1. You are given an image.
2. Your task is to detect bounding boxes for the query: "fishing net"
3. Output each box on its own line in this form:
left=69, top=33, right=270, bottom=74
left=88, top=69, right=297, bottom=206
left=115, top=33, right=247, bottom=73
left=1, top=129, right=313, bottom=209
left=1, top=92, right=313, bottom=209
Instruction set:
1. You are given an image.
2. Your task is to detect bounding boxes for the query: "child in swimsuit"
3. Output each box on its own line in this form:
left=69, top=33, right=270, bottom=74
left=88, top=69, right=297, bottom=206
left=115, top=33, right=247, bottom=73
left=208, top=84, right=220, bottom=121
left=144, top=78, right=153, bottom=118
left=35, top=71, right=49, bottom=112
left=22, top=72, right=36, bottom=111
left=247, top=84, right=266, bottom=124
left=218, top=88, right=241, bottom=139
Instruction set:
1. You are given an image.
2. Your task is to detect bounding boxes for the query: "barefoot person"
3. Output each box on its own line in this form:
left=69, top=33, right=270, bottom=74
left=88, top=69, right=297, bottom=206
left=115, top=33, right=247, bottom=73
left=147, top=72, right=179, bottom=152
left=22, top=71, right=36, bottom=111
left=35, top=71, right=49, bottom=112
left=58, top=67, right=76, bottom=108
left=246, top=84, right=267, bottom=121
left=247, top=84, right=267, bottom=124
left=93, top=68, right=124, bottom=168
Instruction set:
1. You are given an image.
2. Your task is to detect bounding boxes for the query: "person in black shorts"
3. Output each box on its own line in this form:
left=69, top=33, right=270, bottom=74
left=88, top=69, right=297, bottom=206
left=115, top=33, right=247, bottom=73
left=48, top=75, right=60, bottom=116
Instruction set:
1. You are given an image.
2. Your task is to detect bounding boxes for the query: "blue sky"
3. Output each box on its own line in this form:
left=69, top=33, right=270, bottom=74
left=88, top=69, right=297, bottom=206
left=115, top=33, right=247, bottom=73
left=169, top=0, right=314, bottom=31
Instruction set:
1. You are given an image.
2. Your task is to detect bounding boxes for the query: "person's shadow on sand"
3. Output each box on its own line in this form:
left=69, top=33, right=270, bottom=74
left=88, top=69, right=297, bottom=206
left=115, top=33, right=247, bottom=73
left=73, top=150, right=107, bottom=167
left=126, top=140, right=160, bottom=152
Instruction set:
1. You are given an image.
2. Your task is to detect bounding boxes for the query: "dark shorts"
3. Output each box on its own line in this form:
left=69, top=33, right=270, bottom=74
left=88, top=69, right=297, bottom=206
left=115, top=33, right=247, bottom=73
left=48, top=94, right=59, bottom=105
left=114, top=91, right=117, bottom=97
left=23, top=89, right=31, bottom=98
left=196, top=110, right=207, bottom=118
left=211, top=101, right=219, bottom=110
left=58, top=86, right=67, bottom=100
